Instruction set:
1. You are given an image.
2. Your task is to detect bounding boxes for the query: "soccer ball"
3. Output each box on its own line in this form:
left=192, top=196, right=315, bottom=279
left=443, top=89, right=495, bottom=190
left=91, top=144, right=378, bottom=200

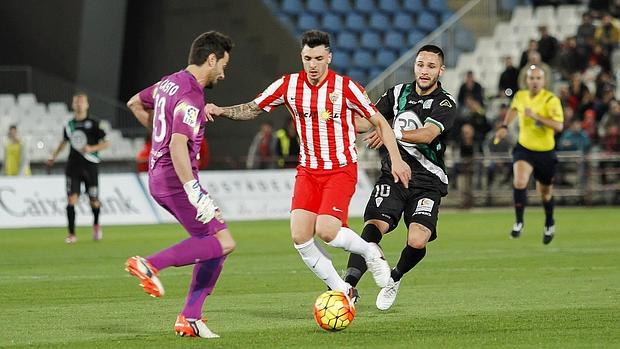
left=312, top=290, right=355, bottom=331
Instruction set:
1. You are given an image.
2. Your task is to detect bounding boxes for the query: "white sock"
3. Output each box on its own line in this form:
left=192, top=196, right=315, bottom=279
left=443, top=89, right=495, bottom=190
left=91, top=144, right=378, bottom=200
left=294, top=239, right=348, bottom=292
left=327, top=227, right=376, bottom=260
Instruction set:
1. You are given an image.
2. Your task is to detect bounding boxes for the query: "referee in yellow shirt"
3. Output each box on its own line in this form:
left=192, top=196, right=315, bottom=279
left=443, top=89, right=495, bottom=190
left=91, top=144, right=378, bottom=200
left=494, top=65, right=564, bottom=244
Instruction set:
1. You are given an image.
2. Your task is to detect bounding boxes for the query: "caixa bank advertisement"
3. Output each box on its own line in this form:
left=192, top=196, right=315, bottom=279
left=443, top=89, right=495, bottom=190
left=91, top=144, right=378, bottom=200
left=0, top=170, right=373, bottom=228
left=0, top=174, right=157, bottom=228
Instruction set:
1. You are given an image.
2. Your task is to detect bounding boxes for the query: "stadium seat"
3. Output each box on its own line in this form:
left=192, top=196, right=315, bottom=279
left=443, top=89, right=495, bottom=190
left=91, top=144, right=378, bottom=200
left=344, top=12, right=367, bottom=32
left=0, top=94, right=16, bottom=113
left=47, top=102, right=68, bottom=116
left=402, top=0, right=423, bottom=13
left=306, top=0, right=328, bottom=14
left=330, top=0, right=353, bottom=14
left=510, top=6, right=533, bottom=26
left=378, top=0, right=400, bottom=14
left=384, top=31, right=404, bottom=50
left=354, top=0, right=375, bottom=14
left=336, top=31, right=359, bottom=51
left=280, top=0, right=304, bottom=15
left=427, top=0, right=448, bottom=14
left=376, top=49, right=397, bottom=68
left=346, top=68, right=368, bottom=85
left=322, top=13, right=344, bottom=33
left=297, top=14, right=319, bottom=31
left=393, top=13, right=414, bottom=32
left=455, top=28, right=476, bottom=52
left=331, top=51, right=351, bottom=70
left=17, top=93, right=37, bottom=109
left=352, top=50, right=375, bottom=69
left=276, top=14, right=295, bottom=30
left=407, top=30, right=426, bottom=47
left=369, top=13, right=391, bottom=32
left=261, top=0, right=279, bottom=12
left=556, top=4, right=586, bottom=22
left=500, top=0, right=517, bottom=12
left=360, top=31, right=382, bottom=49
left=369, top=67, right=384, bottom=81
left=417, top=11, right=438, bottom=33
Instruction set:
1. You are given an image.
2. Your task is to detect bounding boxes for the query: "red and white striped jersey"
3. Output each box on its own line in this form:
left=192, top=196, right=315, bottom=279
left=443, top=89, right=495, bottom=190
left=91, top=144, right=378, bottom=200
left=254, top=69, right=377, bottom=170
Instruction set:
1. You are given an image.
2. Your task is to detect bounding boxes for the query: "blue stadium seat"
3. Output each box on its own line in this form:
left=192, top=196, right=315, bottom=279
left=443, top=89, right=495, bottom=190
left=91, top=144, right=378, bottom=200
left=276, top=14, right=295, bottom=30
left=441, top=10, right=453, bottom=24
left=378, top=0, right=400, bottom=13
left=354, top=0, right=375, bottom=14
left=297, top=14, right=319, bottom=31
left=306, top=0, right=329, bottom=14
left=369, top=13, right=391, bottom=32
left=281, top=0, right=304, bottom=15
left=369, top=67, right=385, bottom=81
left=402, top=0, right=423, bottom=13
left=330, top=0, right=353, bottom=14
left=455, top=28, right=476, bottom=52
left=427, top=0, right=448, bottom=14
left=384, top=31, right=404, bottom=50
left=417, top=11, right=438, bottom=33
left=347, top=68, right=368, bottom=85
left=376, top=49, right=397, bottom=68
left=360, top=31, right=382, bottom=49
left=406, top=30, right=425, bottom=47
left=352, top=50, right=375, bottom=69
left=345, top=12, right=367, bottom=32
left=500, top=0, right=518, bottom=12
left=336, top=31, right=359, bottom=51
left=322, top=13, right=344, bottom=33
left=262, top=0, right=279, bottom=12
left=331, top=51, right=351, bottom=70
left=393, top=13, right=414, bottom=31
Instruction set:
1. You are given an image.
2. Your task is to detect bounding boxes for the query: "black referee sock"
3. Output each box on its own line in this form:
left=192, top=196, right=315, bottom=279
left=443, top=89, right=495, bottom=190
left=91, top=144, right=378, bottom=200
left=543, top=197, right=555, bottom=227
left=513, top=188, right=528, bottom=224
left=92, top=206, right=100, bottom=225
left=344, top=224, right=383, bottom=287
left=67, top=205, right=75, bottom=235
left=391, top=246, right=426, bottom=282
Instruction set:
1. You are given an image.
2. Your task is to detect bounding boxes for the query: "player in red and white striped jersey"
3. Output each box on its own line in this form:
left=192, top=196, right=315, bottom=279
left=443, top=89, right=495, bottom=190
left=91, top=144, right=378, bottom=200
left=207, top=30, right=410, bottom=298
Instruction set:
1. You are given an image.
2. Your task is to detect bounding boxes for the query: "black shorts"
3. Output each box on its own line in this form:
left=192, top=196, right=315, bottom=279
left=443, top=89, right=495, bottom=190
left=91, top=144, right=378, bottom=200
left=65, top=162, right=99, bottom=198
left=364, top=174, right=442, bottom=242
left=512, top=143, right=558, bottom=185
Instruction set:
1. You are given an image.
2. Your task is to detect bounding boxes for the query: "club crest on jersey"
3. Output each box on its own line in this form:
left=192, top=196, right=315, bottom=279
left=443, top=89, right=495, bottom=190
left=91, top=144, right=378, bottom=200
left=414, top=198, right=434, bottom=216
left=375, top=197, right=384, bottom=207
left=423, top=99, right=434, bottom=109
left=183, top=105, right=199, bottom=127
left=320, top=110, right=332, bottom=121
left=329, top=91, right=340, bottom=103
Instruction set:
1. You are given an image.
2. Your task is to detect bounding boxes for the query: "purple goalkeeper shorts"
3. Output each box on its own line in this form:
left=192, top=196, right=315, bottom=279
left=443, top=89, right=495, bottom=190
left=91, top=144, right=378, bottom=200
left=153, top=191, right=227, bottom=237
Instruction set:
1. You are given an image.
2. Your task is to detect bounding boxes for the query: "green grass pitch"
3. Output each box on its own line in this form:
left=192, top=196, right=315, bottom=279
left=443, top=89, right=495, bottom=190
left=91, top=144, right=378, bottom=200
left=0, top=208, right=618, bottom=348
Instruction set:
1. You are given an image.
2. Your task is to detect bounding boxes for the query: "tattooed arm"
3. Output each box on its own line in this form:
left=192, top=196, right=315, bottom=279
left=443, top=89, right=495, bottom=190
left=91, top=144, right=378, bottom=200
left=205, top=101, right=264, bottom=121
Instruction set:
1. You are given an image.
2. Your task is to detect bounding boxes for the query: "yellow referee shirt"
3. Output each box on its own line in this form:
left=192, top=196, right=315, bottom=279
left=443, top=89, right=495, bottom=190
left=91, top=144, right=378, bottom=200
left=510, top=89, right=564, bottom=151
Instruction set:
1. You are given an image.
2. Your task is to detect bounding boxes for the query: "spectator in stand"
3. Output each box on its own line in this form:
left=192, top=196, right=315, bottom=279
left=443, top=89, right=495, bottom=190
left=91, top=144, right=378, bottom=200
left=498, top=56, right=519, bottom=98
left=595, top=14, right=620, bottom=53
left=246, top=121, right=276, bottom=169
left=198, top=138, right=210, bottom=170
left=2, top=125, right=30, bottom=176
left=558, top=119, right=591, bottom=152
left=136, top=133, right=151, bottom=173
left=456, top=123, right=475, bottom=208
left=589, top=43, right=612, bottom=73
left=518, top=51, right=552, bottom=90
left=274, top=118, right=300, bottom=168
left=537, top=25, right=559, bottom=65
left=567, top=72, right=590, bottom=112
left=577, top=12, right=597, bottom=47
left=457, top=70, right=484, bottom=107
left=558, top=36, right=588, bottom=80
left=595, top=70, right=615, bottom=99
left=599, top=99, right=620, bottom=138
left=519, top=40, right=539, bottom=69
left=462, top=95, right=491, bottom=153
left=483, top=109, right=514, bottom=190
left=581, top=109, right=599, bottom=145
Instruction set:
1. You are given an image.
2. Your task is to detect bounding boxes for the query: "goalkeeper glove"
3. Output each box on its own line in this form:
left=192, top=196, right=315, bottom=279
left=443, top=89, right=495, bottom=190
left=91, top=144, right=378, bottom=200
left=183, top=179, right=217, bottom=224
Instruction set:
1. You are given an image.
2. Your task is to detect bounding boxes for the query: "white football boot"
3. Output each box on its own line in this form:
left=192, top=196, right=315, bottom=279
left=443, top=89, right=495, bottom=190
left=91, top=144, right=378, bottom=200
left=365, top=243, right=391, bottom=287
left=376, top=277, right=401, bottom=311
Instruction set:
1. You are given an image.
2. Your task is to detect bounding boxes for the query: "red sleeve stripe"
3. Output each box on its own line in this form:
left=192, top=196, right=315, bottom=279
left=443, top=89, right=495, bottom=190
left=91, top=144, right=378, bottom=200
left=254, top=75, right=287, bottom=112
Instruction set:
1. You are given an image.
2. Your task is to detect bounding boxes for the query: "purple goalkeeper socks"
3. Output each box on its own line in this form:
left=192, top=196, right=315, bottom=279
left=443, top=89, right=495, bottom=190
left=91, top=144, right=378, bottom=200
left=147, top=235, right=223, bottom=270
left=181, top=256, right=226, bottom=319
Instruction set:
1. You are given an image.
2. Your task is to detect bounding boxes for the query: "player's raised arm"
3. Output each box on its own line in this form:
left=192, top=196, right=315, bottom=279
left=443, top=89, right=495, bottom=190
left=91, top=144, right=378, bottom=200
left=368, top=112, right=411, bottom=187
left=206, top=101, right=264, bottom=121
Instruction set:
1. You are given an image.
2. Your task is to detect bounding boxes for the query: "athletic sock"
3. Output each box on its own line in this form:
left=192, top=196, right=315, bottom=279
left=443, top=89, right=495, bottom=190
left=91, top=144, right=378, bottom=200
left=543, top=197, right=555, bottom=227
left=391, top=246, right=426, bottom=282
left=344, top=224, right=383, bottom=287
left=181, top=256, right=226, bottom=319
left=327, top=226, right=376, bottom=260
left=513, top=188, right=527, bottom=224
left=295, top=239, right=348, bottom=292
left=67, top=205, right=75, bottom=235
left=92, top=206, right=100, bottom=225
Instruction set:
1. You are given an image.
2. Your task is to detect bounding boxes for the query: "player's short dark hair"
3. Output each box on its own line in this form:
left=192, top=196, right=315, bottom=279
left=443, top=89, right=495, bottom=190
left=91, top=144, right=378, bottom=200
left=416, top=44, right=444, bottom=64
left=9, top=124, right=17, bottom=130
left=188, top=31, right=234, bottom=65
left=301, top=30, right=330, bottom=50
left=73, top=91, right=88, bottom=98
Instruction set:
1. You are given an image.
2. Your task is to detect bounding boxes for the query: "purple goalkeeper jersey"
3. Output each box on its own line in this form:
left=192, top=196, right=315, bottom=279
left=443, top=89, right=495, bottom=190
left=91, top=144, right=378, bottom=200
left=139, top=70, right=206, bottom=197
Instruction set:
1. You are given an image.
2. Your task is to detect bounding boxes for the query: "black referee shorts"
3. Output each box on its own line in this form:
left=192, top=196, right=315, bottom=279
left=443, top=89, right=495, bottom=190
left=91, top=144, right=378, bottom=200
left=65, top=163, right=99, bottom=199
left=364, top=173, right=442, bottom=242
left=512, top=143, right=558, bottom=185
